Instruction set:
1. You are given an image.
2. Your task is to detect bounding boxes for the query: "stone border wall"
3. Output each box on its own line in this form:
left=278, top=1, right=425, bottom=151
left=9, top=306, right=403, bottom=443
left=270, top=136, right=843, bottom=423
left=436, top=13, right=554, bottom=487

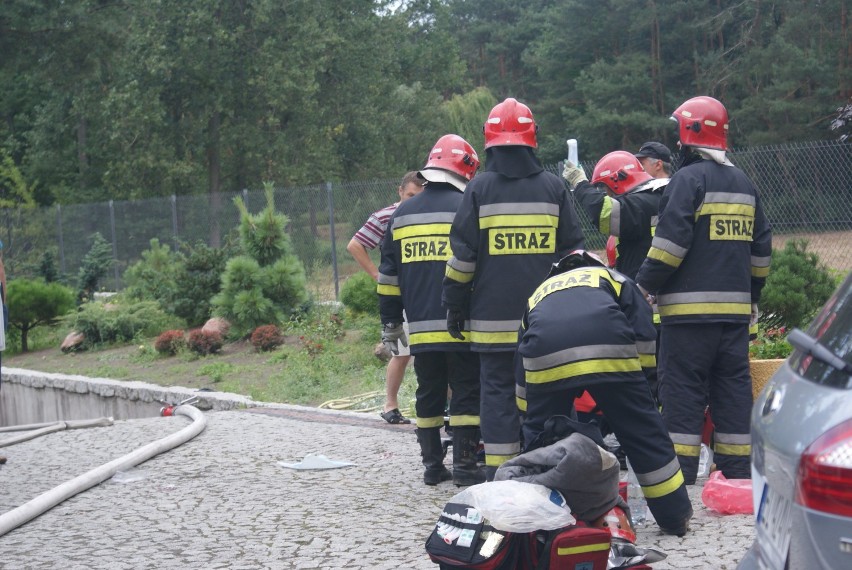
left=0, top=367, right=268, bottom=427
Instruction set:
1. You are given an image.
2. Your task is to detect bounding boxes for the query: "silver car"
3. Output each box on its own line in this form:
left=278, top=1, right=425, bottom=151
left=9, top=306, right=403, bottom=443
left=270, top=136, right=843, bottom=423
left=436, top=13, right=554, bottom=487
left=739, top=271, right=852, bottom=569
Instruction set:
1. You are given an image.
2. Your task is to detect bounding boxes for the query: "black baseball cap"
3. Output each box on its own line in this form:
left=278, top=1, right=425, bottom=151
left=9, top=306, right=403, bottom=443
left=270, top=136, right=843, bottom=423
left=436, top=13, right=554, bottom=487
left=635, top=141, right=672, bottom=163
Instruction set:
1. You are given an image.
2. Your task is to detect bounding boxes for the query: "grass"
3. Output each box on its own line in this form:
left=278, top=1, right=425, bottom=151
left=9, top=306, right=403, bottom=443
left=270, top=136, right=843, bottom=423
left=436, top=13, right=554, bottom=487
left=3, top=306, right=418, bottom=413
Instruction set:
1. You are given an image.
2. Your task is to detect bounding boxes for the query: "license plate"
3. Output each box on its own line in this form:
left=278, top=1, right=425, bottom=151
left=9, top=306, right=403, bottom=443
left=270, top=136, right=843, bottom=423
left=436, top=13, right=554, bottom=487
left=756, top=477, right=793, bottom=569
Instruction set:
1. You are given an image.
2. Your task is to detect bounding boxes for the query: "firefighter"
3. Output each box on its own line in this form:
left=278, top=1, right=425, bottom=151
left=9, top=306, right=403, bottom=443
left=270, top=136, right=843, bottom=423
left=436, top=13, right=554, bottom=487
left=636, top=96, right=772, bottom=483
left=565, top=150, right=667, bottom=400
left=518, top=250, right=693, bottom=536
left=564, top=150, right=667, bottom=281
left=378, top=134, right=484, bottom=487
left=442, top=98, right=585, bottom=478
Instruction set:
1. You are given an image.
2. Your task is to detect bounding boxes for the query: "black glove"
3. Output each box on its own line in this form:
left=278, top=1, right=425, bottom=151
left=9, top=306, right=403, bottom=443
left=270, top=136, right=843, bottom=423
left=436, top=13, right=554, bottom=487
left=447, top=308, right=465, bottom=340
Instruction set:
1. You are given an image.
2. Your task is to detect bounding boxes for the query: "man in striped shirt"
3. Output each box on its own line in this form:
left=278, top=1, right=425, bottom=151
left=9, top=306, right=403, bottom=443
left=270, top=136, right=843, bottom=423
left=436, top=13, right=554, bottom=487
left=347, top=172, right=424, bottom=423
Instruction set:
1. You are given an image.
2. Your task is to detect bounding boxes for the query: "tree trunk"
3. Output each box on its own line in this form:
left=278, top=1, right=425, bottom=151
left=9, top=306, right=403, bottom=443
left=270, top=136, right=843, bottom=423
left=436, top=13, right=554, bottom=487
left=650, top=3, right=664, bottom=115
left=207, top=110, right=222, bottom=248
left=77, top=115, right=88, bottom=188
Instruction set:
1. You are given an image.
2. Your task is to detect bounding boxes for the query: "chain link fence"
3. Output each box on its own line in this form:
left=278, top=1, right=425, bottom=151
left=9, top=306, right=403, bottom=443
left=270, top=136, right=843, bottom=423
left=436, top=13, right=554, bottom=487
left=1, top=140, right=850, bottom=300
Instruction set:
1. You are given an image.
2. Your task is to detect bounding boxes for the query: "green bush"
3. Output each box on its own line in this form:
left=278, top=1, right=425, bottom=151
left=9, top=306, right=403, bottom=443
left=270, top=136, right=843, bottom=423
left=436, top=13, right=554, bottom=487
left=750, top=326, right=793, bottom=359
left=212, top=183, right=309, bottom=336
left=124, top=239, right=230, bottom=327
left=173, top=240, right=230, bottom=326
left=38, top=251, right=61, bottom=283
left=76, top=232, right=114, bottom=303
left=124, top=239, right=182, bottom=306
left=66, top=300, right=184, bottom=347
left=340, top=272, right=379, bottom=316
left=759, top=240, right=835, bottom=330
left=6, top=279, right=76, bottom=352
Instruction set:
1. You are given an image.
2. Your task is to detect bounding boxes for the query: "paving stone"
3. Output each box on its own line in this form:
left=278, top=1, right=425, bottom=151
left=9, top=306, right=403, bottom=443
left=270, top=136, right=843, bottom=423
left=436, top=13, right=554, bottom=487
left=0, top=403, right=755, bottom=568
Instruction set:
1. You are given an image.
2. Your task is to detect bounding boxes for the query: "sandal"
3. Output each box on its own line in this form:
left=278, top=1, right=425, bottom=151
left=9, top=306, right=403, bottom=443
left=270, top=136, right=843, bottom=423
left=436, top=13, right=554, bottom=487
left=380, top=408, right=411, bottom=424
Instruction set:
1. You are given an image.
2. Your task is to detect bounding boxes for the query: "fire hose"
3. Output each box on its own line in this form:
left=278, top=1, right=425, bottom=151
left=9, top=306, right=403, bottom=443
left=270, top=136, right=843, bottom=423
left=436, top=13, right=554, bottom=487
left=0, top=400, right=206, bottom=537
left=0, top=417, right=115, bottom=447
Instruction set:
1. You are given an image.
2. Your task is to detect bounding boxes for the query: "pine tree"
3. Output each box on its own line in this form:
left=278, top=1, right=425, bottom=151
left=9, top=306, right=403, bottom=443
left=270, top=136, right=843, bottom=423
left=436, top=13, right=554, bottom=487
left=212, top=183, right=309, bottom=336
left=76, top=232, right=114, bottom=303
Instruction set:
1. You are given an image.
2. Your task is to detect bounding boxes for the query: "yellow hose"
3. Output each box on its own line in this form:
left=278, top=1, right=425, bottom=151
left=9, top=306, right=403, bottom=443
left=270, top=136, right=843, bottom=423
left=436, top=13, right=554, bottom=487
left=318, top=390, right=414, bottom=417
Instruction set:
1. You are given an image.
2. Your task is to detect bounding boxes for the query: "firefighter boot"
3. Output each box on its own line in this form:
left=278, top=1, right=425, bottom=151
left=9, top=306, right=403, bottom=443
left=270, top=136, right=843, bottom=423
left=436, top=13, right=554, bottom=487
left=416, top=427, right=452, bottom=486
left=452, top=427, right=486, bottom=487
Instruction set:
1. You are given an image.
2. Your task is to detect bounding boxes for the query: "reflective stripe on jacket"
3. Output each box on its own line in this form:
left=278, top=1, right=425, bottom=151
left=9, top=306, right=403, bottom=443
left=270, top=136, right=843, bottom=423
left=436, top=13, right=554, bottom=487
left=636, top=156, right=772, bottom=324
left=378, top=182, right=469, bottom=353
left=442, top=170, right=585, bottom=352
left=574, top=179, right=664, bottom=280
left=519, top=266, right=656, bottom=391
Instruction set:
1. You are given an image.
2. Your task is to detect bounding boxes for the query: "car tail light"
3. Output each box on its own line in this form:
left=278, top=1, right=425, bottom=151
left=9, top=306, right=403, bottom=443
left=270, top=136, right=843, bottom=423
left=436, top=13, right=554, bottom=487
left=795, top=418, right=852, bottom=517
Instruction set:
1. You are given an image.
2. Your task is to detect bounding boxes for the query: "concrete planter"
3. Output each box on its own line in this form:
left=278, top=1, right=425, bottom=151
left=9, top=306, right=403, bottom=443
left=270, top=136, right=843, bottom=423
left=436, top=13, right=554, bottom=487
left=750, top=358, right=786, bottom=399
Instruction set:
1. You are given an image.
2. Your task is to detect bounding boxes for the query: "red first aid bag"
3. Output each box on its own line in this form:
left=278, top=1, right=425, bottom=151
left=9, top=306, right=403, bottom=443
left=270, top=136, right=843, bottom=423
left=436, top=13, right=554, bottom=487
left=425, top=501, right=616, bottom=570
left=532, top=526, right=611, bottom=570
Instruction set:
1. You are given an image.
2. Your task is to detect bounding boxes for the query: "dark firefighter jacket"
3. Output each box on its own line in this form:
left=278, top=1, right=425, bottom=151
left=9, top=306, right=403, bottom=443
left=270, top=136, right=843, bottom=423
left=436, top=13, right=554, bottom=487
left=442, top=157, right=585, bottom=352
left=636, top=154, right=772, bottom=325
left=573, top=179, right=665, bottom=280
left=518, top=266, right=657, bottom=392
left=378, top=181, right=469, bottom=354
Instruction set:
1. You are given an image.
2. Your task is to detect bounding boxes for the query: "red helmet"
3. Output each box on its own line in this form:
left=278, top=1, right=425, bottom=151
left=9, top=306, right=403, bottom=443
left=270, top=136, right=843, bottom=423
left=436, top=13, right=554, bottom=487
left=483, top=98, right=537, bottom=148
left=591, top=151, right=653, bottom=195
left=605, top=236, right=618, bottom=268
left=421, top=134, right=480, bottom=185
left=671, top=96, right=730, bottom=151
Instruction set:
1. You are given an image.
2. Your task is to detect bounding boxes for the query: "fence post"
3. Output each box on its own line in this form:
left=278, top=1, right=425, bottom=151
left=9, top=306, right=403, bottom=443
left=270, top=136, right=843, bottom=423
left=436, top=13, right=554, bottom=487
left=56, top=204, right=66, bottom=275
left=171, top=194, right=179, bottom=247
left=326, top=181, right=339, bottom=301
left=108, top=200, right=120, bottom=292
left=242, top=188, right=249, bottom=210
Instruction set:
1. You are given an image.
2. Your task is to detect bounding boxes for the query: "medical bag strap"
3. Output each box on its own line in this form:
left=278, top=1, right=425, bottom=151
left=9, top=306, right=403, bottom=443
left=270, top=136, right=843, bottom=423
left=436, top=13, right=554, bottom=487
left=533, top=528, right=559, bottom=570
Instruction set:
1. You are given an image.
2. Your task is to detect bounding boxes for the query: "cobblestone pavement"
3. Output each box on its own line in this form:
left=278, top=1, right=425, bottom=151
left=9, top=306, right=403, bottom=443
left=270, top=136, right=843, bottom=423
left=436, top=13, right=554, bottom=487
left=0, top=404, right=754, bottom=569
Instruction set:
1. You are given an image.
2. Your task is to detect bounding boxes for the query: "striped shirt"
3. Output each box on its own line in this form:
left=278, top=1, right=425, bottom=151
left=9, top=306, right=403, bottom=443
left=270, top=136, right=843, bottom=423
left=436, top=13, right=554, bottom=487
left=352, top=203, right=399, bottom=250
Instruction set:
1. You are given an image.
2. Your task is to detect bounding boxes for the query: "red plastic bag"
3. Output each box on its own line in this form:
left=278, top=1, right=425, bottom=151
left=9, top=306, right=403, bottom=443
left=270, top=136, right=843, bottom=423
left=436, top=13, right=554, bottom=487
left=701, top=471, right=754, bottom=515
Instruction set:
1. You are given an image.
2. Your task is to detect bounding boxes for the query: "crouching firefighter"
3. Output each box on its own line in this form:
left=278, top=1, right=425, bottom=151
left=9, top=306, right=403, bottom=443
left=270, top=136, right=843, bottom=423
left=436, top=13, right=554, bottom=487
left=516, top=250, right=693, bottom=536
left=378, top=134, right=484, bottom=487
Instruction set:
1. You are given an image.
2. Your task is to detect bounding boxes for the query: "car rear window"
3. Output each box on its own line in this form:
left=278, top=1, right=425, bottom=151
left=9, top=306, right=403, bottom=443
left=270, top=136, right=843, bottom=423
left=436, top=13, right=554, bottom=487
left=789, top=272, right=852, bottom=389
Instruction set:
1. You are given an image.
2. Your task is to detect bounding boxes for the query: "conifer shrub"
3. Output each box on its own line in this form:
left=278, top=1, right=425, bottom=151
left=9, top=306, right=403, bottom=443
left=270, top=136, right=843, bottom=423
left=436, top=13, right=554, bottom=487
left=250, top=324, right=285, bottom=352
left=6, top=279, right=76, bottom=352
left=124, top=239, right=230, bottom=327
left=76, top=232, right=114, bottom=303
left=68, top=300, right=182, bottom=347
left=340, top=272, right=379, bottom=316
left=211, top=182, right=309, bottom=336
left=155, top=330, right=186, bottom=355
left=759, top=239, right=836, bottom=330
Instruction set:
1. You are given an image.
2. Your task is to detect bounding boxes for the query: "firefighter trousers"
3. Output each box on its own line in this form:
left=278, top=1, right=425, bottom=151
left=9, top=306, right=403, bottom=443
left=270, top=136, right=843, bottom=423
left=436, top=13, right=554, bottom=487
left=524, top=379, right=692, bottom=532
left=413, top=351, right=480, bottom=429
left=659, top=322, right=752, bottom=482
left=479, top=351, right=522, bottom=468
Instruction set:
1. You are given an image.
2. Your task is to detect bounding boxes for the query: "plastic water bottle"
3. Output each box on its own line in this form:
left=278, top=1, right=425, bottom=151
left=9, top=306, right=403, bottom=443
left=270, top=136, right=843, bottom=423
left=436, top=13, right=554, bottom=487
left=566, top=139, right=579, bottom=164
left=625, top=458, right=647, bottom=527
left=698, top=443, right=714, bottom=478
